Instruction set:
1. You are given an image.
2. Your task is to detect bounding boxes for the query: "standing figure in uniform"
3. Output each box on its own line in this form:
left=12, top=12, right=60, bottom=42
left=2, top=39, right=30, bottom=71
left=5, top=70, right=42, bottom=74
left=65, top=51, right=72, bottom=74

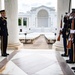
left=61, top=12, right=69, bottom=57
left=0, top=10, right=9, bottom=57
left=66, top=9, right=75, bottom=63
left=71, top=16, right=75, bottom=70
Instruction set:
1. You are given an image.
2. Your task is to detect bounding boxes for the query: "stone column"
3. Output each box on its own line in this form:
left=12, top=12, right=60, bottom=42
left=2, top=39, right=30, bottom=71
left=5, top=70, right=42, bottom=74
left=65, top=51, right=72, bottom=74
left=0, top=0, right=4, bottom=11
left=21, top=17, right=23, bottom=31
left=28, top=18, right=30, bottom=28
left=37, top=17, right=38, bottom=27
left=0, top=0, right=2, bottom=10
left=52, top=0, right=71, bottom=50
left=0, top=0, right=3, bottom=10
left=35, top=16, right=37, bottom=27
left=48, top=16, right=51, bottom=27
left=21, top=17, right=23, bottom=26
left=0, top=0, right=2, bottom=17
left=5, top=0, right=22, bottom=49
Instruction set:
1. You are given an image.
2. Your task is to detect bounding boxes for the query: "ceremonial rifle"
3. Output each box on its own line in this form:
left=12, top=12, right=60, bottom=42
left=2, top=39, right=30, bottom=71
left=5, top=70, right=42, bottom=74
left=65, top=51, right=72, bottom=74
left=57, top=15, right=63, bottom=41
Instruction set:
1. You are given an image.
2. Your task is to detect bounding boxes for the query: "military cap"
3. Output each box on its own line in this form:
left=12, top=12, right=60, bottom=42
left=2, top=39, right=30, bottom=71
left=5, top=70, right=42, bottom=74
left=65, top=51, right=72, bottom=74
left=0, top=10, right=5, bottom=13
left=71, top=9, right=75, bottom=13
left=65, top=12, right=68, bottom=14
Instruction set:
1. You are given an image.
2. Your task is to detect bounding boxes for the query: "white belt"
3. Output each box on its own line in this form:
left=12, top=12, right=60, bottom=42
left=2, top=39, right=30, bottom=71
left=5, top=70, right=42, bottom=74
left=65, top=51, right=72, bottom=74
left=70, top=30, right=75, bottom=33
left=60, top=28, right=62, bottom=31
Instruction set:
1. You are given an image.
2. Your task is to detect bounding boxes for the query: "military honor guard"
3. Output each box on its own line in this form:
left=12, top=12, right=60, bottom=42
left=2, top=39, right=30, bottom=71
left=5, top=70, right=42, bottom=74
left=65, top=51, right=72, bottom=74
left=66, top=9, right=75, bottom=63
left=0, top=10, right=9, bottom=57
left=67, top=9, right=75, bottom=72
left=61, top=12, right=70, bottom=57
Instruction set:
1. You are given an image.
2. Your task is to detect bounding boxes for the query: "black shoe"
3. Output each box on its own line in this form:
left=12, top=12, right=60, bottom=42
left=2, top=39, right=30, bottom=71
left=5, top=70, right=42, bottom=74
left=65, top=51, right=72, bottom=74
left=71, top=67, right=75, bottom=70
left=61, top=54, right=68, bottom=57
left=66, top=60, right=75, bottom=64
left=6, top=53, right=9, bottom=55
left=2, top=54, right=7, bottom=57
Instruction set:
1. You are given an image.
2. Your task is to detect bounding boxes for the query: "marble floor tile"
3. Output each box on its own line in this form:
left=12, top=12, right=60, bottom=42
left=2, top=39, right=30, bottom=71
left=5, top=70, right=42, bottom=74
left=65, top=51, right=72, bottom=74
left=11, top=49, right=63, bottom=75
left=1, top=61, right=27, bottom=75
left=0, top=56, right=6, bottom=62
left=11, top=49, right=55, bottom=60
left=33, top=62, right=63, bottom=75
left=12, top=54, right=57, bottom=74
left=0, top=49, right=74, bottom=75
left=0, top=50, right=14, bottom=62
left=58, top=50, right=75, bottom=74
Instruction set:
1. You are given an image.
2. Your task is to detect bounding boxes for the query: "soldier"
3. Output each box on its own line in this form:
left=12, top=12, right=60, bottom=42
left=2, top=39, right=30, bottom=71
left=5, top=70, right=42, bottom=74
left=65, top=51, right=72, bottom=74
left=66, top=9, right=75, bottom=63
left=61, top=12, right=69, bottom=57
left=0, top=10, right=9, bottom=57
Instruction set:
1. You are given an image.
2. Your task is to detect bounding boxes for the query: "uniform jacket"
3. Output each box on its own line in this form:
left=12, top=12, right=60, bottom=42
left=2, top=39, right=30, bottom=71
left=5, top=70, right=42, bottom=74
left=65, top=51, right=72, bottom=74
left=68, top=18, right=75, bottom=44
left=0, top=17, right=8, bottom=36
left=62, top=16, right=70, bottom=38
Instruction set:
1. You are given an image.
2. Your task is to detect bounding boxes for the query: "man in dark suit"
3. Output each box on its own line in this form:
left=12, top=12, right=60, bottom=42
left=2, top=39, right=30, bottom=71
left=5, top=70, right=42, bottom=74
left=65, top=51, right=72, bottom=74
left=0, top=10, right=9, bottom=57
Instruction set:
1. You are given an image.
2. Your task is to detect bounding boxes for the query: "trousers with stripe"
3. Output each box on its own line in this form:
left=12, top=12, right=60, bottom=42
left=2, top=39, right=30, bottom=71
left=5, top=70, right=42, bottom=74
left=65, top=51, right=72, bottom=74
left=1, top=35, right=8, bottom=55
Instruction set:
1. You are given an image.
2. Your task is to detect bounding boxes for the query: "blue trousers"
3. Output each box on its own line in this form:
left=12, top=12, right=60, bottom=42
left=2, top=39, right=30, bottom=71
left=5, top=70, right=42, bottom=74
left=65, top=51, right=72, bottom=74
left=63, top=36, right=67, bottom=55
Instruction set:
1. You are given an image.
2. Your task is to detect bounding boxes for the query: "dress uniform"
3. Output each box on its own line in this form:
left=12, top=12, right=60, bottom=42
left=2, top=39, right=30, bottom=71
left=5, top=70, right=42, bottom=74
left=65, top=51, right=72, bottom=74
left=0, top=10, right=9, bottom=57
left=61, top=12, right=69, bottom=57
left=66, top=9, right=75, bottom=63
left=71, top=31, right=75, bottom=71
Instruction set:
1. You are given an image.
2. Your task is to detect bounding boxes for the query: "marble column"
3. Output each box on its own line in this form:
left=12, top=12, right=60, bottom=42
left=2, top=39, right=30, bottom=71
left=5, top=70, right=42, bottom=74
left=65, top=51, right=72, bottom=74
left=35, top=16, right=37, bottom=27
left=0, top=0, right=3, bottom=10
left=48, top=16, right=51, bottom=27
left=52, top=0, right=71, bottom=50
left=27, top=18, right=29, bottom=27
left=0, top=0, right=1, bottom=17
left=4, top=0, right=23, bottom=49
left=21, top=17, right=23, bottom=27
left=0, top=0, right=4, bottom=10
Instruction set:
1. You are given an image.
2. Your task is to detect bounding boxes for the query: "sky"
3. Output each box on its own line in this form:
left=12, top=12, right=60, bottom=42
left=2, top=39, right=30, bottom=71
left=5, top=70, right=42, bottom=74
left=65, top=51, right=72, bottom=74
left=18, top=0, right=57, bottom=13
left=18, top=0, right=75, bottom=13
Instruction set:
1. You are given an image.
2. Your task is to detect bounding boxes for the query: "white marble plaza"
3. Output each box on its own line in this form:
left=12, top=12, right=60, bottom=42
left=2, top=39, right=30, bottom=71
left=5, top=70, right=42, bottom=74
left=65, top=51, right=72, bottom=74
left=0, top=49, right=63, bottom=75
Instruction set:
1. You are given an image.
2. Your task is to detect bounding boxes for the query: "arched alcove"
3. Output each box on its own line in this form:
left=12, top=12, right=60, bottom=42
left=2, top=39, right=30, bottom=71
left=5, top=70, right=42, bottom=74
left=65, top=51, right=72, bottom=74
left=37, top=9, right=49, bottom=27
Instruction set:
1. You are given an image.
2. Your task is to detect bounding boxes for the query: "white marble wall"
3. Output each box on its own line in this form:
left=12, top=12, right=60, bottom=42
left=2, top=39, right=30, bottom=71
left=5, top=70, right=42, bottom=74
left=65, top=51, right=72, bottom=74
left=18, top=6, right=57, bottom=29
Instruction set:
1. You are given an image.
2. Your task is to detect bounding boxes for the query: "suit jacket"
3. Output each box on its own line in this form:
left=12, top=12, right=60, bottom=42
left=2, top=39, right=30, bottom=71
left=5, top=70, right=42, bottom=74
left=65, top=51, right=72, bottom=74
left=0, top=17, right=8, bottom=36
